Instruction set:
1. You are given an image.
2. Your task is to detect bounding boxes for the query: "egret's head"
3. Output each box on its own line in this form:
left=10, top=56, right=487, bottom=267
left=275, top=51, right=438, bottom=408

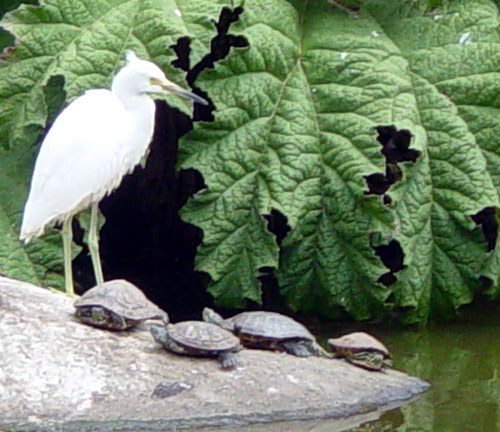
left=112, top=51, right=208, bottom=105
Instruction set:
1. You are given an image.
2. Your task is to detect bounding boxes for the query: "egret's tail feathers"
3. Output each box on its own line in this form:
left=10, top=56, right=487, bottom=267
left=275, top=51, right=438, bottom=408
left=20, top=210, right=48, bottom=243
left=19, top=224, right=42, bottom=244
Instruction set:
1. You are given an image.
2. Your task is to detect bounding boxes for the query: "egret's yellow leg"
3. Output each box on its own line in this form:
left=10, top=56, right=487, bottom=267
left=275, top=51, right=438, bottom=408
left=88, top=202, right=104, bottom=286
left=61, top=217, right=74, bottom=296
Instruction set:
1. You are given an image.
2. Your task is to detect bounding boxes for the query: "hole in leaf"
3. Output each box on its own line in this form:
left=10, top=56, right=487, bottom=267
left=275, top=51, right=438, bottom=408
left=374, top=239, right=404, bottom=272
left=258, top=269, right=296, bottom=314
left=471, top=206, right=498, bottom=251
left=364, top=172, right=391, bottom=195
left=377, top=272, right=397, bottom=286
left=263, top=208, right=291, bottom=246
left=170, top=36, right=191, bottom=72
left=364, top=125, right=419, bottom=200
left=169, top=36, right=210, bottom=122
left=376, top=125, right=418, bottom=163
left=186, top=6, right=248, bottom=123
left=373, top=239, right=405, bottom=286
left=0, top=1, right=39, bottom=59
left=478, top=275, right=493, bottom=293
left=44, top=75, right=67, bottom=124
left=188, top=6, right=247, bottom=84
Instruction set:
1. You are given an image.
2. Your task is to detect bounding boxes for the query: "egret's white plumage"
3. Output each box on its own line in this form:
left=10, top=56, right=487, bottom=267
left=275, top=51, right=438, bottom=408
left=20, top=51, right=207, bottom=295
left=20, top=90, right=130, bottom=239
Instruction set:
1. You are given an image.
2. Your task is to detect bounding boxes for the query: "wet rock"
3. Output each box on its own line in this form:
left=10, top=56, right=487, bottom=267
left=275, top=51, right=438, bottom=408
left=0, top=276, right=429, bottom=431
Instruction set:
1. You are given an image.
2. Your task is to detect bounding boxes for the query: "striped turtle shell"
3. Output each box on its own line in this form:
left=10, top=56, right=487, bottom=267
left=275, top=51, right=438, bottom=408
left=74, top=279, right=168, bottom=328
left=223, top=311, right=314, bottom=342
left=166, top=321, right=240, bottom=352
left=327, top=332, right=390, bottom=356
left=327, top=332, right=392, bottom=371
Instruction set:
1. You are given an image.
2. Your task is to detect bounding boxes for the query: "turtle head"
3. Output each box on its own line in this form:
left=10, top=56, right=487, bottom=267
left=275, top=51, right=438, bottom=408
left=350, top=351, right=386, bottom=371
left=382, top=356, right=393, bottom=369
left=202, top=307, right=224, bottom=325
left=150, top=323, right=168, bottom=344
left=157, top=309, right=170, bottom=325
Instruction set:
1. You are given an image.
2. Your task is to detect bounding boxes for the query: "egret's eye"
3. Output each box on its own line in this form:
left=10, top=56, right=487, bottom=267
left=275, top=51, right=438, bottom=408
left=150, top=77, right=164, bottom=86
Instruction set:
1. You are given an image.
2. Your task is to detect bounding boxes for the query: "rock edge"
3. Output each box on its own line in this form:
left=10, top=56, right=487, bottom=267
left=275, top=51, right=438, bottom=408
left=0, top=277, right=429, bottom=431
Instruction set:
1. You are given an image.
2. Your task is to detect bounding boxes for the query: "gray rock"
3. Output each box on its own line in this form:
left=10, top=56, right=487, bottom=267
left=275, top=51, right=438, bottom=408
left=0, top=276, right=429, bottom=431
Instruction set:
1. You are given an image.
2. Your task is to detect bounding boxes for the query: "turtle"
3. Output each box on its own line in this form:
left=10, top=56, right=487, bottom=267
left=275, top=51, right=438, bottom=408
left=327, top=332, right=392, bottom=371
left=74, top=279, right=169, bottom=330
left=150, top=321, right=240, bottom=369
left=203, top=308, right=331, bottom=358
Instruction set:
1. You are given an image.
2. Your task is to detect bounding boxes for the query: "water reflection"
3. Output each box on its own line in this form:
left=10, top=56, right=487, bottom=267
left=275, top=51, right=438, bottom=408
left=350, top=300, right=500, bottom=432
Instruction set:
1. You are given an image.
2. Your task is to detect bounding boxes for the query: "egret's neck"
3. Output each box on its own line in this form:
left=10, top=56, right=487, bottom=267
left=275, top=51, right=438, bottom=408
left=112, top=73, right=154, bottom=114
left=120, top=94, right=156, bottom=147
left=111, top=73, right=156, bottom=167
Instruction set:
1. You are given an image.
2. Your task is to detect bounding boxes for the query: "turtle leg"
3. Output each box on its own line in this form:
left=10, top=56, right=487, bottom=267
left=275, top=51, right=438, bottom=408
left=310, top=342, right=333, bottom=359
left=158, top=310, right=170, bottom=325
left=150, top=324, right=169, bottom=346
left=109, top=311, right=130, bottom=330
left=218, top=351, right=238, bottom=369
left=283, top=340, right=333, bottom=358
left=202, top=307, right=225, bottom=326
left=280, top=341, right=311, bottom=357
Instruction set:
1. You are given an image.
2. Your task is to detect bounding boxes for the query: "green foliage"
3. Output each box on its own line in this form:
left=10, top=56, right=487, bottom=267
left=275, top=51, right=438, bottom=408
left=0, top=0, right=499, bottom=323
left=0, top=131, right=66, bottom=287
left=179, top=0, right=500, bottom=323
left=0, top=0, right=236, bottom=288
left=0, top=0, right=235, bottom=150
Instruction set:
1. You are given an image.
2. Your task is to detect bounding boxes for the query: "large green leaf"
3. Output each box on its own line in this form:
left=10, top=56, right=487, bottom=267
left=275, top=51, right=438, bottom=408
left=0, top=126, right=66, bottom=288
left=1, top=0, right=499, bottom=322
left=368, top=0, right=500, bottom=321
left=0, top=0, right=236, bottom=150
left=179, top=0, right=500, bottom=322
left=0, top=0, right=236, bottom=289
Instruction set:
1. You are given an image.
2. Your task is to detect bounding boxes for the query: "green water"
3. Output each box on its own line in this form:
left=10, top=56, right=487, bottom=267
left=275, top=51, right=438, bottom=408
left=344, top=300, right=500, bottom=432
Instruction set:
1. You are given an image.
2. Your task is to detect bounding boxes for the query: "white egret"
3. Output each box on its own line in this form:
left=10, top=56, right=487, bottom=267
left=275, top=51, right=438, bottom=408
left=20, top=51, right=207, bottom=296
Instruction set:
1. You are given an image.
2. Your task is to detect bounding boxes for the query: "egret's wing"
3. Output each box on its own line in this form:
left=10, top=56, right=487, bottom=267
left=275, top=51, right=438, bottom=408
left=20, top=89, right=128, bottom=240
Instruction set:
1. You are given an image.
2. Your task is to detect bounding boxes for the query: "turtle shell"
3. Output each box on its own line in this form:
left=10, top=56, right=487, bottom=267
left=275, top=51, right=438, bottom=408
left=168, top=321, right=240, bottom=353
left=74, top=279, right=167, bottom=322
left=225, top=311, right=314, bottom=342
left=327, top=332, right=390, bottom=357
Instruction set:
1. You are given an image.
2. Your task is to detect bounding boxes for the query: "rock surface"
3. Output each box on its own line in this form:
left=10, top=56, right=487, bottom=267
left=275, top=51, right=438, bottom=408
left=0, top=276, right=429, bottom=431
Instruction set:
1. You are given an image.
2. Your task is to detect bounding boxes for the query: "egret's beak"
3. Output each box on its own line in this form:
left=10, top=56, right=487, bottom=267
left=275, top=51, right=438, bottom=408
left=162, top=81, right=208, bottom=106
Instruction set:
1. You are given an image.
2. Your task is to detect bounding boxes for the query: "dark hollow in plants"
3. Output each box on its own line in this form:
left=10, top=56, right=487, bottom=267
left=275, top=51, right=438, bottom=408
left=364, top=125, right=420, bottom=198
left=373, top=239, right=405, bottom=287
left=72, top=5, right=249, bottom=321
left=471, top=206, right=498, bottom=252
left=263, top=208, right=291, bottom=246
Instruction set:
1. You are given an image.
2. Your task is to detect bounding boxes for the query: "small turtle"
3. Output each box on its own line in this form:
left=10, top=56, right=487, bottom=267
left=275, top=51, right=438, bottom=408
left=74, top=279, right=168, bottom=330
left=150, top=321, right=240, bottom=369
left=328, top=332, right=392, bottom=371
left=203, top=308, right=331, bottom=358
